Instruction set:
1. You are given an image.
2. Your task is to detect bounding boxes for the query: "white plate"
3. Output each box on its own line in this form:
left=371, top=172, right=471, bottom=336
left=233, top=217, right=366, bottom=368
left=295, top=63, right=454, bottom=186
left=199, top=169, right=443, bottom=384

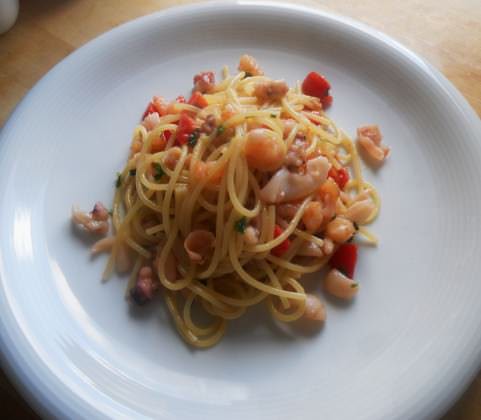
left=1, top=2, right=481, bottom=419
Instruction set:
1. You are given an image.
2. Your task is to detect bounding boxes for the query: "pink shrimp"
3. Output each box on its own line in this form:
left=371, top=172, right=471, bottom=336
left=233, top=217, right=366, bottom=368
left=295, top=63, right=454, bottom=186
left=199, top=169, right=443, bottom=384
left=254, top=80, right=289, bottom=103
left=357, top=125, right=390, bottom=164
left=238, top=54, right=264, bottom=76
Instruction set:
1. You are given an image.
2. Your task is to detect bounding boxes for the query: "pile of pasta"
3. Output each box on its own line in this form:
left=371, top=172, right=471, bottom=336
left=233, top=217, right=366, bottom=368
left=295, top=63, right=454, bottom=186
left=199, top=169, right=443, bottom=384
left=73, top=55, right=388, bottom=348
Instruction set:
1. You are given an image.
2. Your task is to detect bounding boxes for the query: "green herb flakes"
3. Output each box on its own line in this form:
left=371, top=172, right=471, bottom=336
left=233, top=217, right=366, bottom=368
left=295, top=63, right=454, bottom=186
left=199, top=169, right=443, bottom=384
left=115, top=172, right=122, bottom=188
left=153, top=163, right=164, bottom=180
left=188, top=129, right=201, bottom=147
left=234, top=217, right=248, bottom=234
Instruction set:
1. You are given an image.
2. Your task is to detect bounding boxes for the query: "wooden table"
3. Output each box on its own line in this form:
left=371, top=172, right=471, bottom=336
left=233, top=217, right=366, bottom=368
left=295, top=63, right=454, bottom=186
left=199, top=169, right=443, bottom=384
left=1, top=0, right=480, bottom=418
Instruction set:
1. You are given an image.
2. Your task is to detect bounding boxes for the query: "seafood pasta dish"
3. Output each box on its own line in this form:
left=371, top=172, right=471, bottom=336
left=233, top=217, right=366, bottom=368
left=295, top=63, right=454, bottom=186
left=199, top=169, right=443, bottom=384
left=72, top=55, right=390, bottom=348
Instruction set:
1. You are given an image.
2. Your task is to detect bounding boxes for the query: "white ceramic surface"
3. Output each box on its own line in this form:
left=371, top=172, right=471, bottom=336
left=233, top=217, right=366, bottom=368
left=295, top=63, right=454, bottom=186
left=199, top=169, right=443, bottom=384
left=1, top=2, right=481, bottom=419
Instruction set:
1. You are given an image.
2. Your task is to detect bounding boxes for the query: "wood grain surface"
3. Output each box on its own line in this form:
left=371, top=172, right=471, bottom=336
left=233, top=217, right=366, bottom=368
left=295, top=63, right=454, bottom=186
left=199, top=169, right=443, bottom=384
left=1, top=1, right=480, bottom=418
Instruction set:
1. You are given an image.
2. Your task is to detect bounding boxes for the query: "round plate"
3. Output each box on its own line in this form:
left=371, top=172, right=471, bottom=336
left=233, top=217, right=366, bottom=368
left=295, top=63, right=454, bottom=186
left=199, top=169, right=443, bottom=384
left=1, top=2, right=481, bottom=419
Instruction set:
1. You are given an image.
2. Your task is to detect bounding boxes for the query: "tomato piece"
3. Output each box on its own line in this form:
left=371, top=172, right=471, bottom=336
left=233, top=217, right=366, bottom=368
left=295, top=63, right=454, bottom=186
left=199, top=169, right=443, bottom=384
left=142, top=102, right=156, bottom=119
left=271, top=225, right=290, bottom=257
left=176, top=112, right=196, bottom=146
left=321, top=95, right=333, bottom=108
left=188, top=91, right=209, bottom=108
left=328, top=167, right=350, bottom=190
left=329, top=243, right=358, bottom=278
left=164, top=130, right=172, bottom=141
left=176, top=95, right=186, bottom=103
left=301, top=71, right=332, bottom=108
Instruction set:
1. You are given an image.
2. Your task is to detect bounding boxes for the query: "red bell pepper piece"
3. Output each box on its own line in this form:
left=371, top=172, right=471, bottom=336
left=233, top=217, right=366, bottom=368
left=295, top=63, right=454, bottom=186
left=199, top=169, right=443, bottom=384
left=272, top=225, right=290, bottom=257
left=329, top=243, right=358, bottom=278
left=328, top=167, right=350, bottom=190
left=302, top=71, right=333, bottom=109
left=176, top=112, right=196, bottom=146
left=188, top=91, right=209, bottom=108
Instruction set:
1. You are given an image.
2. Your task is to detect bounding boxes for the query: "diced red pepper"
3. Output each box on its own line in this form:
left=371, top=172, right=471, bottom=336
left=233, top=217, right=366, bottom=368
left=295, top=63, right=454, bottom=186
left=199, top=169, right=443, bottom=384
left=321, top=95, right=333, bottom=108
left=176, top=112, right=196, bottom=146
left=302, top=71, right=332, bottom=108
left=328, top=167, right=350, bottom=190
left=164, top=130, right=172, bottom=142
left=176, top=95, right=186, bottom=103
left=188, top=91, right=209, bottom=108
left=329, top=243, right=358, bottom=278
left=142, top=102, right=157, bottom=119
left=271, top=225, right=290, bottom=257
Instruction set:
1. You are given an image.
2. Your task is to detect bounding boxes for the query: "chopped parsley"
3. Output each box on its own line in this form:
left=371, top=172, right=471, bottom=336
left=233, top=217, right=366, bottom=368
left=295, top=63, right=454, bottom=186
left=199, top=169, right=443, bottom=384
left=350, top=283, right=359, bottom=289
left=115, top=172, right=122, bottom=188
left=234, top=217, right=248, bottom=233
left=153, top=163, right=165, bottom=180
left=188, top=129, right=201, bottom=147
left=244, top=71, right=253, bottom=78
left=129, top=169, right=136, bottom=176
left=108, top=209, right=113, bottom=216
left=270, top=113, right=277, bottom=118
left=217, top=124, right=225, bottom=135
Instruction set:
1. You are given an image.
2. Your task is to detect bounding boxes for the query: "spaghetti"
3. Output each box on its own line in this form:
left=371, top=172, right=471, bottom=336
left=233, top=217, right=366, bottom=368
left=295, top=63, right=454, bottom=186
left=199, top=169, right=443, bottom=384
left=73, top=55, right=385, bottom=348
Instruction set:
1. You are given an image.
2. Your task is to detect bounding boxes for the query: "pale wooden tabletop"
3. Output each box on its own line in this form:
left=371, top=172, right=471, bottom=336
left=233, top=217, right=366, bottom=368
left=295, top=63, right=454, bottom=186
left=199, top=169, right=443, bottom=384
left=1, top=0, right=480, bottom=418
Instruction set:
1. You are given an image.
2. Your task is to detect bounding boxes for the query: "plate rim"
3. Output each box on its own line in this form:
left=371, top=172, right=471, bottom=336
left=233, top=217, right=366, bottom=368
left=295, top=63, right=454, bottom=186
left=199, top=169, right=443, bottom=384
left=1, top=1, right=480, bottom=419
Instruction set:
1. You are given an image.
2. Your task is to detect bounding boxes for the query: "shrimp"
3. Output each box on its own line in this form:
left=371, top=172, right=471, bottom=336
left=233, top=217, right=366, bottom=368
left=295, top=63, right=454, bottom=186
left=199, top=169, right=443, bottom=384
left=302, top=201, right=323, bottom=232
left=303, top=294, right=326, bottom=321
left=298, top=241, right=324, bottom=258
left=254, top=80, right=288, bottom=103
left=357, top=125, right=390, bottom=164
left=184, top=230, right=215, bottom=264
left=191, top=160, right=225, bottom=184
left=344, top=199, right=376, bottom=224
left=238, top=54, right=264, bottom=76
left=142, top=112, right=161, bottom=131
left=326, top=216, right=355, bottom=243
left=260, top=156, right=330, bottom=204
left=324, top=268, right=359, bottom=300
left=244, top=128, right=286, bottom=172
left=319, top=178, right=339, bottom=222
